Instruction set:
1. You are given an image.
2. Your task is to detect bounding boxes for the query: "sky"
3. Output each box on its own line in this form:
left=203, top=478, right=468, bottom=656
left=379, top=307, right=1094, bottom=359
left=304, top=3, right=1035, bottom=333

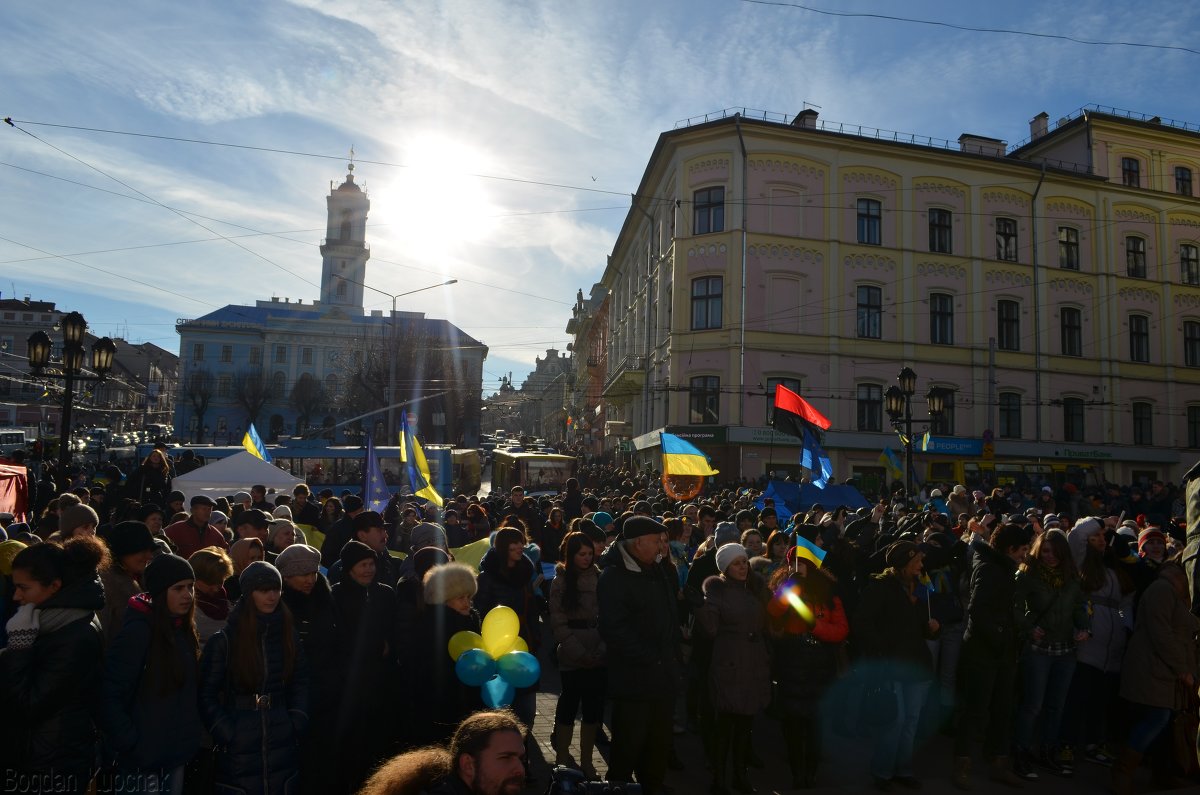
left=3, top=0, right=1200, bottom=397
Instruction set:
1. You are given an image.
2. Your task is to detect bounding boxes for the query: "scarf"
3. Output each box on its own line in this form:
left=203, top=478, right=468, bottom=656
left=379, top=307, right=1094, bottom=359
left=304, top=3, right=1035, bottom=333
left=37, top=606, right=93, bottom=634
left=1034, top=560, right=1067, bottom=590
left=196, top=586, right=231, bottom=621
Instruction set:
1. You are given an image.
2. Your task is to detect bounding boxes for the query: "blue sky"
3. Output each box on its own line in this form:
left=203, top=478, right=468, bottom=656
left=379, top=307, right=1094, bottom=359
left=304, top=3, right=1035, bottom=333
left=3, top=0, right=1200, bottom=395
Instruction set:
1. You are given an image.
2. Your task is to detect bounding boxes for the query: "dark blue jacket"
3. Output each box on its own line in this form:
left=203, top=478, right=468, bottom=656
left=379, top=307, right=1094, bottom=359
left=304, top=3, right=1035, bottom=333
left=198, top=600, right=309, bottom=795
left=102, top=593, right=201, bottom=771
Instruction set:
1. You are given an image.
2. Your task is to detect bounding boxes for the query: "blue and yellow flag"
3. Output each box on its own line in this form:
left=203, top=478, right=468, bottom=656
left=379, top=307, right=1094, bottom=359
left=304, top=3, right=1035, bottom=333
left=879, top=447, right=903, bottom=480
left=921, top=430, right=932, bottom=452
left=661, top=432, right=719, bottom=477
left=242, top=423, right=272, bottom=462
left=400, top=412, right=443, bottom=507
left=795, top=535, right=827, bottom=568
left=362, top=433, right=390, bottom=514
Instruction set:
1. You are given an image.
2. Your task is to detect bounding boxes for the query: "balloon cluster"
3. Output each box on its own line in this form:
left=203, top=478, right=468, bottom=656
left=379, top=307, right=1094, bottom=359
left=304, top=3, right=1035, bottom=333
left=448, top=605, right=541, bottom=708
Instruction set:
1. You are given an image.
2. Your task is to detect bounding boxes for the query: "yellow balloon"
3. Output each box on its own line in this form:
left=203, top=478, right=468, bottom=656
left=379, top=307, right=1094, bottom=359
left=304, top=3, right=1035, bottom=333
left=448, top=631, right=484, bottom=662
left=481, top=606, right=520, bottom=658
left=511, top=637, right=529, bottom=653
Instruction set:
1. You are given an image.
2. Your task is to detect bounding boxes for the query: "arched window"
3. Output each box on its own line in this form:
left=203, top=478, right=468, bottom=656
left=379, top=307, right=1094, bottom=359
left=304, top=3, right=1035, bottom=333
left=272, top=371, right=286, bottom=398
left=325, top=373, right=340, bottom=398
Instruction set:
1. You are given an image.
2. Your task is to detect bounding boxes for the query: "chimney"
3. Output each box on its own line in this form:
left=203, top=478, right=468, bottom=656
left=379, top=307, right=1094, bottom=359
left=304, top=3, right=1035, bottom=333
left=284, top=297, right=289, bottom=303
left=1030, top=112, right=1049, bottom=140
left=791, top=108, right=819, bottom=129
left=958, top=134, right=1006, bottom=157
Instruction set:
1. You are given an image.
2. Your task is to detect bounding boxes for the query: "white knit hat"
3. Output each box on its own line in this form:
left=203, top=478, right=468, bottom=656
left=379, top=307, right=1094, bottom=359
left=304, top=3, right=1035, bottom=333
left=715, top=543, right=748, bottom=575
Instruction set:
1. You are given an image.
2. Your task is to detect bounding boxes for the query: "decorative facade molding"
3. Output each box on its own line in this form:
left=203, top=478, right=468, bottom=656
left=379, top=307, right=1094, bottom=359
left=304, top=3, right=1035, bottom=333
left=1114, top=207, right=1157, bottom=224
left=1045, top=198, right=1094, bottom=218
left=843, top=253, right=896, bottom=272
left=915, top=261, right=967, bottom=279
left=982, top=188, right=1031, bottom=208
left=913, top=180, right=966, bottom=199
left=748, top=244, right=823, bottom=265
left=749, top=157, right=825, bottom=180
left=984, top=269, right=1032, bottom=286
left=687, top=243, right=729, bottom=258
left=841, top=169, right=899, bottom=190
left=1119, top=286, right=1160, bottom=303
left=1048, top=277, right=1094, bottom=295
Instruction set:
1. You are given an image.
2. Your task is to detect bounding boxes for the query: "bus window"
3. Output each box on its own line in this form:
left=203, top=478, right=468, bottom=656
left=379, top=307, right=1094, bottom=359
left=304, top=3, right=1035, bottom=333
left=928, top=462, right=955, bottom=485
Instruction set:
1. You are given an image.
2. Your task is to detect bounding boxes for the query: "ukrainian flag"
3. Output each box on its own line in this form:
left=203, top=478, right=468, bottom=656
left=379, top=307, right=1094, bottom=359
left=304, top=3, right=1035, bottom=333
left=661, top=432, right=719, bottom=477
left=795, top=535, right=827, bottom=568
left=879, top=447, right=903, bottom=480
left=242, top=423, right=272, bottom=462
left=400, top=412, right=443, bottom=507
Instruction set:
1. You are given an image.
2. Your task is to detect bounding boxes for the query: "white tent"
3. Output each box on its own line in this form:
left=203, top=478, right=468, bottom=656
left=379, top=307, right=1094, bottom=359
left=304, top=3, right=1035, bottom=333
left=171, top=451, right=304, bottom=503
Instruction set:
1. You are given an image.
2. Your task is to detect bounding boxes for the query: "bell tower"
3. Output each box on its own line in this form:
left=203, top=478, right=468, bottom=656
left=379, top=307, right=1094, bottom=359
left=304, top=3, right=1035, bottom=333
left=319, top=150, right=371, bottom=312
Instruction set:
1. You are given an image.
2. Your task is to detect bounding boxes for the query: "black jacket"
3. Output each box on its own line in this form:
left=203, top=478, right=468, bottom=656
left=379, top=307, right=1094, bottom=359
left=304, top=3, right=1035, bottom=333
left=597, top=540, right=682, bottom=700
left=198, top=601, right=310, bottom=795
left=319, top=515, right=356, bottom=568
left=962, top=539, right=1022, bottom=655
left=475, top=547, right=541, bottom=653
left=281, top=575, right=339, bottom=716
left=0, top=576, right=105, bottom=775
left=852, top=572, right=936, bottom=682
left=328, top=547, right=399, bottom=589
left=411, top=604, right=485, bottom=744
left=102, top=594, right=201, bottom=771
left=332, top=578, right=398, bottom=725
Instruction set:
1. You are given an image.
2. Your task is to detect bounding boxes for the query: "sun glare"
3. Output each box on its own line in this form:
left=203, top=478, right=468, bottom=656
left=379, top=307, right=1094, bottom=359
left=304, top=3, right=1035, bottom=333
left=376, top=135, right=499, bottom=259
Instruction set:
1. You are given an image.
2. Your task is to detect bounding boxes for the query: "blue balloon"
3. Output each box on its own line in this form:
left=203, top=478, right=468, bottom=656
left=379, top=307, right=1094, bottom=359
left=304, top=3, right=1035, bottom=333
left=455, top=648, right=497, bottom=687
left=481, top=675, right=515, bottom=708
left=496, top=650, right=541, bottom=689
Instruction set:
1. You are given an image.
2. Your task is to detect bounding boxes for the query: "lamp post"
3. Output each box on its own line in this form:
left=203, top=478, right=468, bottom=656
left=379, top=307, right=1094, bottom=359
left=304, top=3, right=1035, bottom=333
left=884, top=366, right=944, bottom=508
left=27, top=311, right=117, bottom=492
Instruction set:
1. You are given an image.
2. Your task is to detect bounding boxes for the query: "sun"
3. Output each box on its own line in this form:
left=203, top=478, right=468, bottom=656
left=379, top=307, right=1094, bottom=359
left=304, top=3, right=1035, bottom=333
left=375, top=135, right=499, bottom=259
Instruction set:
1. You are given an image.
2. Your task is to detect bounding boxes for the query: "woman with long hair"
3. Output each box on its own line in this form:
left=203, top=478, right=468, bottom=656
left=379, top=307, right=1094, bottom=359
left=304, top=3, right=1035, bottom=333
left=1012, top=528, right=1088, bottom=779
left=465, top=503, right=492, bottom=542
left=750, top=529, right=790, bottom=580
left=0, top=537, right=109, bottom=794
left=318, top=497, right=343, bottom=533
left=540, top=507, right=568, bottom=565
left=198, top=561, right=309, bottom=795
left=548, top=531, right=606, bottom=778
left=131, top=448, right=172, bottom=507
left=698, top=543, right=771, bottom=794
left=225, top=537, right=265, bottom=603
left=767, top=547, right=849, bottom=789
left=102, top=554, right=201, bottom=795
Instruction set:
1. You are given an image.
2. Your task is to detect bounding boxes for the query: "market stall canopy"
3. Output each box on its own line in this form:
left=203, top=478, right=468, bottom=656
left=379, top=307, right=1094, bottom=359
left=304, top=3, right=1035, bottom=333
left=171, top=451, right=304, bottom=503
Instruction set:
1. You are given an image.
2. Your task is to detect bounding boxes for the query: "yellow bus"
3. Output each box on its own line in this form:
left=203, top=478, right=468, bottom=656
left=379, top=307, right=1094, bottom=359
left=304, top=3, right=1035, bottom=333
left=451, top=448, right=482, bottom=496
left=924, top=458, right=1103, bottom=492
left=491, top=450, right=577, bottom=496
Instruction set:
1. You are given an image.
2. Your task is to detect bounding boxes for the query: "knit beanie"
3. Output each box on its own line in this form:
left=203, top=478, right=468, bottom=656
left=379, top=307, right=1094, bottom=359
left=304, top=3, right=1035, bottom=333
left=239, top=560, right=283, bottom=593
left=137, top=504, right=164, bottom=523
left=0, top=540, right=27, bottom=576
left=412, top=546, right=452, bottom=582
left=410, top=522, right=448, bottom=553
left=715, top=542, right=748, bottom=574
left=275, top=544, right=321, bottom=578
left=591, top=511, right=614, bottom=530
left=59, top=503, right=99, bottom=533
left=272, top=505, right=293, bottom=521
left=1137, top=527, right=1166, bottom=555
left=106, top=521, right=158, bottom=559
left=1067, top=517, right=1104, bottom=572
left=339, top=540, right=376, bottom=571
left=714, top=521, right=740, bottom=547
left=144, top=554, right=195, bottom=596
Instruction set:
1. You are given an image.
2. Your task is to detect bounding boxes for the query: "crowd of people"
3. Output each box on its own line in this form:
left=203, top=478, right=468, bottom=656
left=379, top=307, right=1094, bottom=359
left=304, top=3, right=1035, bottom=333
left=1, top=444, right=1199, bottom=795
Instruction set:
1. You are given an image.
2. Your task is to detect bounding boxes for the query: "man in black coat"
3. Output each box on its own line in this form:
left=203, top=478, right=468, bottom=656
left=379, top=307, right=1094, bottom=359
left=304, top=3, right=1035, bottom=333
left=327, top=511, right=399, bottom=587
left=597, top=516, right=681, bottom=795
left=320, top=494, right=364, bottom=568
left=505, top=486, right=543, bottom=538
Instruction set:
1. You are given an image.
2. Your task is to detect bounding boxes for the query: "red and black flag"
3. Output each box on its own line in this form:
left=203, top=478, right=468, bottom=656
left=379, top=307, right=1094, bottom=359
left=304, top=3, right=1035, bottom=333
left=771, top=383, right=831, bottom=439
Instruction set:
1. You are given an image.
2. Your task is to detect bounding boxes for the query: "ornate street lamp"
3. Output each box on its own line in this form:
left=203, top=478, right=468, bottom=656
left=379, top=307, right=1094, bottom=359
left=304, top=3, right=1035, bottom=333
left=884, top=367, right=945, bottom=508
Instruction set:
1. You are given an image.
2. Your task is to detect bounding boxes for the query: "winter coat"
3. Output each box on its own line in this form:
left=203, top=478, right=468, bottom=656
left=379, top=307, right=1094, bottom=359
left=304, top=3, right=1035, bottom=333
left=852, top=572, right=936, bottom=681
left=562, top=491, right=584, bottom=522
left=1119, top=575, right=1200, bottom=710
left=548, top=564, right=605, bottom=671
left=327, top=548, right=399, bottom=589
left=281, top=575, right=339, bottom=718
left=165, top=518, right=228, bottom=559
left=332, top=578, right=398, bottom=726
left=596, top=540, right=682, bottom=700
left=411, top=603, right=485, bottom=744
left=319, top=515, right=356, bottom=568
left=698, top=574, right=772, bottom=715
left=195, top=588, right=231, bottom=649
left=770, top=585, right=848, bottom=717
left=0, top=575, right=105, bottom=775
left=1014, top=563, right=1088, bottom=648
left=1076, top=568, right=1133, bottom=673
left=101, top=594, right=201, bottom=771
left=475, top=547, right=541, bottom=653
left=99, top=564, right=142, bottom=644
left=962, top=539, right=1022, bottom=657
left=198, top=602, right=310, bottom=795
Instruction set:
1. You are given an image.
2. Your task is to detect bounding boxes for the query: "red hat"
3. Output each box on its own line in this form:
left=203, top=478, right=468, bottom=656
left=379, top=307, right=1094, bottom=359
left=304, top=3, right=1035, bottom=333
left=1137, top=527, right=1165, bottom=555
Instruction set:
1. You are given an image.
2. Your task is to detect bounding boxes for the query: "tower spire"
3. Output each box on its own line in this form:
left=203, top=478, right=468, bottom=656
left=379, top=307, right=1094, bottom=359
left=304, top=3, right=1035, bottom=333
left=348, top=145, right=355, bottom=177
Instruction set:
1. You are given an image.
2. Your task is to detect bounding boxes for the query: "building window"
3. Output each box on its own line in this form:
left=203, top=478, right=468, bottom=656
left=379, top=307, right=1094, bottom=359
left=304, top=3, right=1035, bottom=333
left=997, top=299, right=1020, bottom=351
left=336, top=280, right=347, bottom=297
left=693, top=187, right=725, bottom=235
left=1189, top=406, right=1200, bottom=448
left=1177, top=167, right=1193, bottom=196
left=220, top=345, right=232, bottom=363
left=689, top=376, right=720, bottom=424
left=1061, top=307, right=1083, bottom=356
left=1132, top=402, right=1153, bottom=446
left=301, top=347, right=313, bottom=365
left=1121, top=157, right=1140, bottom=187
left=1059, top=227, right=1080, bottom=269
left=999, top=392, right=1022, bottom=439
left=193, top=343, right=204, bottom=361
left=857, top=384, right=882, bottom=432
left=275, top=345, right=287, bottom=364
left=928, top=208, right=952, bottom=253
left=930, top=293, right=954, bottom=345
left=1185, top=321, right=1200, bottom=367
left=929, top=388, right=955, bottom=435
left=217, top=375, right=232, bottom=398
left=996, top=217, right=1018, bottom=261
left=857, top=198, right=882, bottom=245
left=1183, top=244, right=1200, bottom=285
left=272, top=372, right=286, bottom=398
left=325, top=373, right=340, bottom=399
left=1126, top=236, right=1146, bottom=278
left=691, top=277, right=723, bottom=330
left=249, top=347, right=262, bottom=365
left=1063, top=398, right=1085, bottom=442
left=1129, top=314, right=1150, bottom=362
left=765, top=377, right=802, bottom=424
left=856, top=285, right=882, bottom=339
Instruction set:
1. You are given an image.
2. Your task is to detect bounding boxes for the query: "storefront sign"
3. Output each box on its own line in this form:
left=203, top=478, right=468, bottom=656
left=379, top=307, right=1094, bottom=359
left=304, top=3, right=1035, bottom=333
left=1054, top=447, right=1114, bottom=460
left=664, top=425, right=726, bottom=444
left=729, top=426, right=801, bottom=446
left=923, top=436, right=983, bottom=456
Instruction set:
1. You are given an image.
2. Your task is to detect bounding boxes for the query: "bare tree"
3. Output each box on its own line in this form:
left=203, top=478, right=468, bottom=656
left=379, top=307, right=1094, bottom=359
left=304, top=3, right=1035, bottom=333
left=289, top=373, right=328, bottom=434
left=184, top=369, right=214, bottom=442
left=233, top=368, right=271, bottom=428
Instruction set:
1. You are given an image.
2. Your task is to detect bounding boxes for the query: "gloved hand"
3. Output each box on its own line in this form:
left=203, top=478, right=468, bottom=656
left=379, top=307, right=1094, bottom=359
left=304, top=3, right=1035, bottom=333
left=6, top=603, right=39, bottom=650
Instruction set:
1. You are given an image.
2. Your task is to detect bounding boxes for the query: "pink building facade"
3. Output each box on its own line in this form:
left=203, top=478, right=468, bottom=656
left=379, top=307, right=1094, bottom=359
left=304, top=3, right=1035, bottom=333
left=600, top=107, right=1200, bottom=492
